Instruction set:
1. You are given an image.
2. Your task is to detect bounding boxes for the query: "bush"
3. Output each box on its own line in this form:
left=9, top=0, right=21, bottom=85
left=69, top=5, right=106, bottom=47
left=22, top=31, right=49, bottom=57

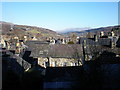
left=68, top=41, right=74, bottom=44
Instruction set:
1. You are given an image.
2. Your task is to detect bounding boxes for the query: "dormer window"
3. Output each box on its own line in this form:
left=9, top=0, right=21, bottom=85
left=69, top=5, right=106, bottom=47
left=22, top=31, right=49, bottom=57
left=39, top=51, right=43, bottom=54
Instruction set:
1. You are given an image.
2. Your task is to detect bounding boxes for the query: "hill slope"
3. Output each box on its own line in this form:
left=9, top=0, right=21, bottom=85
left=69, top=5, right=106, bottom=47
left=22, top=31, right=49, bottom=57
left=63, top=25, right=120, bottom=37
left=1, top=21, right=61, bottom=40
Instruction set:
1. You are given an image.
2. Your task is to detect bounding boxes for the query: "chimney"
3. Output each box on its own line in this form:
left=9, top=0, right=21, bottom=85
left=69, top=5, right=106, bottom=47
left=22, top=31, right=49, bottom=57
left=111, top=31, right=115, bottom=37
left=24, top=35, right=27, bottom=39
left=100, top=31, right=104, bottom=37
left=94, top=35, right=98, bottom=42
left=47, top=57, right=51, bottom=67
left=62, top=38, right=65, bottom=44
left=111, top=38, right=115, bottom=48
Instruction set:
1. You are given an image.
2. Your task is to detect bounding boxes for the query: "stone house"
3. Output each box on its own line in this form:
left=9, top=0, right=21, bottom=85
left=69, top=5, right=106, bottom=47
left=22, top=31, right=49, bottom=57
left=25, top=41, right=83, bottom=68
left=0, top=36, right=6, bottom=48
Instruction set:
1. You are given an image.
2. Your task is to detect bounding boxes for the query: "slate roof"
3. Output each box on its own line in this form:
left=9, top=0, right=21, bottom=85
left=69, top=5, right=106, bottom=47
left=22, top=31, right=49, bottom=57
left=25, top=40, right=120, bottom=59
left=25, top=40, right=50, bottom=44
left=49, top=44, right=83, bottom=58
left=116, top=37, right=120, bottom=47
left=79, top=37, right=111, bottom=46
left=25, top=41, right=50, bottom=57
left=25, top=41, right=83, bottom=58
left=79, top=38, right=99, bottom=45
left=98, top=38, right=111, bottom=46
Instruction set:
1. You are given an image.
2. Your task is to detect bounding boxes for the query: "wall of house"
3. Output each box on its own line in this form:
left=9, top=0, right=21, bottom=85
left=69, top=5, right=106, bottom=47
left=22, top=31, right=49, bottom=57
left=38, top=57, right=82, bottom=68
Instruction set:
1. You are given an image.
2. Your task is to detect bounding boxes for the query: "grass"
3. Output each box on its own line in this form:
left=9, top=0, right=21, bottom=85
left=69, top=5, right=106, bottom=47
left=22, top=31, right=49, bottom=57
left=26, top=29, right=41, bottom=34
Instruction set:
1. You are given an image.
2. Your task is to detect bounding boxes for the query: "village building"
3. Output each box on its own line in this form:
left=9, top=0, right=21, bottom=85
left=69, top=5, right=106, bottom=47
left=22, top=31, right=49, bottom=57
left=31, top=36, right=38, bottom=40
left=23, top=35, right=27, bottom=42
left=25, top=41, right=84, bottom=68
left=0, top=36, right=6, bottom=48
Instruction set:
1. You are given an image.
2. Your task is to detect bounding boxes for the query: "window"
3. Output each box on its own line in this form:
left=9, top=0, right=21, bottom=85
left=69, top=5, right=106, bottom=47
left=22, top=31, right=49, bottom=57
left=39, top=51, right=43, bottom=54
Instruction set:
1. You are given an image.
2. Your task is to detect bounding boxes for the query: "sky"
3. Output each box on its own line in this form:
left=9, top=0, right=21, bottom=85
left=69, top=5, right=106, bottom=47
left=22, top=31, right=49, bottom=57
left=1, top=0, right=120, bottom=2
left=2, top=2, right=118, bottom=32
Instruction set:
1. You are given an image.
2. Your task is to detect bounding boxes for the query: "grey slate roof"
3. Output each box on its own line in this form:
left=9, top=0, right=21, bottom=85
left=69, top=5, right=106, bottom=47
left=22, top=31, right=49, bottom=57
left=98, top=38, right=111, bottom=46
left=79, top=37, right=111, bottom=46
left=25, top=41, right=83, bottom=58
left=25, top=41, right=50, bottom=57
left=116, top=37, right=120, bottom=47
left=79, top=38, right=99, bottom=45
left=25, top=40, right=120, bottom=59
left=49, top=44, right=83, bottom=58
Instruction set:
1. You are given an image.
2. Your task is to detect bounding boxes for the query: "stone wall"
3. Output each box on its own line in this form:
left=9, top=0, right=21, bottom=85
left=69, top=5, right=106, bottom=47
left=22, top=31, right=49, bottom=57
left=38, top=57, right=82, bottom=68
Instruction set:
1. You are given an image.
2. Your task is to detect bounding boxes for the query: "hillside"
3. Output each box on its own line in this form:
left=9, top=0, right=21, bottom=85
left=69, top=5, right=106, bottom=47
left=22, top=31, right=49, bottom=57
left=1, top=21, right=61, bottom=40
left=1, top=21, right=120, bottom=39
left=63, top=25, right=120, bottom=37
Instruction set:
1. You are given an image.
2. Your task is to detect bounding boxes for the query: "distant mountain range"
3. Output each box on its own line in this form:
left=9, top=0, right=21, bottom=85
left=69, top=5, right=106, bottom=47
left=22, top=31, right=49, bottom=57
left=62, top=25, right=120, bottom=36
left=58, top=27, right=91, bottom=34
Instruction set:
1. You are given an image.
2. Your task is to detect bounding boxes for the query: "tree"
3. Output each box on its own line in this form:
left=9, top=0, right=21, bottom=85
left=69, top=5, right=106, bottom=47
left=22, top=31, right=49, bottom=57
left=70, top=33, right=77, bottom=43
left=68, top=41, right=74, bottom=44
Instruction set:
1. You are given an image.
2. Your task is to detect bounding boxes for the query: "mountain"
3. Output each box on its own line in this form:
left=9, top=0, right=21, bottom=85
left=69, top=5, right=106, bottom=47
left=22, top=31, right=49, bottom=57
left=58, top=27, right=91, bottom=34
left=1, top=21, right=119, bottom=39
left=1, top=21, right=61, bottom=40
left=62, top=25, right=120, bottom=36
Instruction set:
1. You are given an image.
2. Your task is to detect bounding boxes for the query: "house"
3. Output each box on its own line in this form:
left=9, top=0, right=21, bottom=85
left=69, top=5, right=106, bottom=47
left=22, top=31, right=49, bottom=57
left=79, top=34, right=119, bottom=48
left=116, top=36, right=120, bottom=47
left=25, top=41, right=84, bottom=67
left=0, top=36, right=6, bottom=48
left=31, top=36, right=38, bottom=40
